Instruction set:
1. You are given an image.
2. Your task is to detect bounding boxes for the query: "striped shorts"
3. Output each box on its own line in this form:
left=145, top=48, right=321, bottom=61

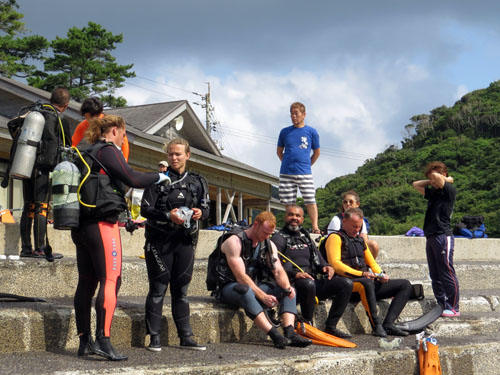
left=279, top=174, right=316, bottom=205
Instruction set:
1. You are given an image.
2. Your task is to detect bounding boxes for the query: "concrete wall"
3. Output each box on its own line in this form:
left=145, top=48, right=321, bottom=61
left=0, top=223, right=498, bottom=261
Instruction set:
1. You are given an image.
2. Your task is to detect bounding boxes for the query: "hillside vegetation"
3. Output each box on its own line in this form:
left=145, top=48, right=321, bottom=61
left=314, top=81, right=500, bottom=237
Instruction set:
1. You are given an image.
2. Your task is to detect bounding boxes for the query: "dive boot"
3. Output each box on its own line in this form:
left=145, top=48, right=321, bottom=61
left=324, top=326, right=352, bottom=339
left=267, top=326, right=290, bottom=349
left=77, top=333, right=95, bottom=357
left=383, top=322, right=409, bottom=336
left=147, top=334, right=162, bottom=352
left=180, top=336, right=207, bottom=351
left=372, top=324, right=387, bottom=337
left=283, top=325, right=312, bottom=347
left=93, top=336, right=128, bottom=361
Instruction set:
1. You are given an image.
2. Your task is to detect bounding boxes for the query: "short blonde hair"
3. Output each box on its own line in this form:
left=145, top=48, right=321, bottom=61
left=164, top=138, right=190, bottom=154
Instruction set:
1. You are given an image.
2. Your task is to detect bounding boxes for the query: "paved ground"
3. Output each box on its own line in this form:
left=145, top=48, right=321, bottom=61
left=2, top=332, right=500, bottom=375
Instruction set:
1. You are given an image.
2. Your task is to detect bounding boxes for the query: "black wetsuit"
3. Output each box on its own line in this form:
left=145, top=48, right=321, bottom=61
left=20, top=106, right=72, bottom=255
left=72, top=142, right=158, bottom=338
left=141, top=167, right=209, bottom=338
left=271, top=227, right=353, bottom=329
left=327, top=230, right=412, bottom=327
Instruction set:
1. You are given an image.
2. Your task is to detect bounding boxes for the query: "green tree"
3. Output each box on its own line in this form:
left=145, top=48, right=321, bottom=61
left=0, top=0, right=48, bottom=78
left=316, top=80, right=500, bottom=237
left=28, top=21, right=135, bottom=107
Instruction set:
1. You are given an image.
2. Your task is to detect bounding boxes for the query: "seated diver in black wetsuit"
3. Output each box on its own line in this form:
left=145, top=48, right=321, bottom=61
left=324, top=207, right=412, bottom=337
left=271, top=204, right=353, bottom=338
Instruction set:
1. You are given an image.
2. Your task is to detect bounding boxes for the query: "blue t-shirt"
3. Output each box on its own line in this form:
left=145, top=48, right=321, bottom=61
left=277, top=125, right=320, bottom=175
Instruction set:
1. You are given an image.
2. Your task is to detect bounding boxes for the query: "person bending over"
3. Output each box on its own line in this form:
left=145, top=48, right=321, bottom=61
left=215, top=211, right=312, bottom=349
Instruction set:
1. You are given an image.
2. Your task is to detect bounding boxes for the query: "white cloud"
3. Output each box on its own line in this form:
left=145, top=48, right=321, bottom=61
left=119, top=58, right=445, bottom=187
left=454, top=84, right=469, bottom=100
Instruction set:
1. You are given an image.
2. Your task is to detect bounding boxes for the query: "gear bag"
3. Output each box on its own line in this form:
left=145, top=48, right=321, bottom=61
left=453, top=215, right=487, bottom=238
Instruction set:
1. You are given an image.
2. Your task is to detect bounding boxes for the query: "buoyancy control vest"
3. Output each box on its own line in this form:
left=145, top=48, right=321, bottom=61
left=208, top=227, right=276, bottom=293
left=76, top=142, right=127, bottom=221
left=319, top=230, right=369, bottom=272
left=36, top=105, right=69, bottom=169
left=155, top=171, right=207, bottom=211
left=149, top=171, right=209, bottom=234
left=277, top=227, right=321, bottom=275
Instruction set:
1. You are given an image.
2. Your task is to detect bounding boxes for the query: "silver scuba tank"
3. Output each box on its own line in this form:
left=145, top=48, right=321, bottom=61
left=50, top=156, right=80, bottom=229
left=10, top=111, right=46, bottom=179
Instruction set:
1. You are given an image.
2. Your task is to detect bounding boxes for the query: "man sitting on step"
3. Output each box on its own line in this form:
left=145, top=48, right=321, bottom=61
left=271, top=204, right=353, bottom=338
left=323, top=207, right=412, bottom=337
left=216, top=211, right=312, bottom=349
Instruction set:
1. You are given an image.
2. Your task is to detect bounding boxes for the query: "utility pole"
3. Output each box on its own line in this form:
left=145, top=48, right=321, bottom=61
left=200, top=82, right=223, bottom=150
left=203, top=82, right=211, bottom=132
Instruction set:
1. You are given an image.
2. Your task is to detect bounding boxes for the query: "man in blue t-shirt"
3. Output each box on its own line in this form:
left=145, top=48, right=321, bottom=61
left=277, top=102, right=321, bottom=233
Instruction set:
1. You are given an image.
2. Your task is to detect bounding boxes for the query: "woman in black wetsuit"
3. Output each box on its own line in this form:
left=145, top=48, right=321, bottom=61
left=72, top=115, right=168, bottom=361
left=141, top=138, right=210, bottom=352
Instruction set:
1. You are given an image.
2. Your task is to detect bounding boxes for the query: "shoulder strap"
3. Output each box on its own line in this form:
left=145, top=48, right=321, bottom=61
left=84, top=142, right=114, bottom=175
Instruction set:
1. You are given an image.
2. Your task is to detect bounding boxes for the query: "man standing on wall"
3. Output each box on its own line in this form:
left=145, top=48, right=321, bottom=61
left=277, top=102, right=321, bottom=233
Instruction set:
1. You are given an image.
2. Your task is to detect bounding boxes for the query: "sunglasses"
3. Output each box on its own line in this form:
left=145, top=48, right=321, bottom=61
left=342, top=199, right=357, bottom=205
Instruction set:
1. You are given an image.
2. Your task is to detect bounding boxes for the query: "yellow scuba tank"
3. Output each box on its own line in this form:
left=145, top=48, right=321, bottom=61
left=10, top=111, right=45, bottom=179
left=50, top=148, right=80, bottom=229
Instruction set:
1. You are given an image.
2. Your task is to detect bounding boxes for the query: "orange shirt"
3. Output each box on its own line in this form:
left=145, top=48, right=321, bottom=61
left=72, top=113, right=130, bottom=161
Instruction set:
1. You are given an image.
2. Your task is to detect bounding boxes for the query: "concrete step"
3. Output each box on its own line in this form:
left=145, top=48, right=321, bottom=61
left=1, top=256, right=499, bottom=299
left=1, top=335, right=500, bottom=375
left=1, top=294, right=499, bottom=354
left=1, top=223, right=498, bottom=262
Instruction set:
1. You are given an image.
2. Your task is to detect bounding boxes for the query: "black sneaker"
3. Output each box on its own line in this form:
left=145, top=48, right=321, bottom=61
left=372, top=324, right=387, bottom=337
left=324, top=327, right=352, bottom=339
left=180, top=337, right=206, bottom=351
left=147, top=335, right=162, bottom=352
left=383, top=323, right=409, bottom=337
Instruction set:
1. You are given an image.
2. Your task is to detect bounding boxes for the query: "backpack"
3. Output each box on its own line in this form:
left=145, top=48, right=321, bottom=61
left=453, top=215, right=487, bottom=238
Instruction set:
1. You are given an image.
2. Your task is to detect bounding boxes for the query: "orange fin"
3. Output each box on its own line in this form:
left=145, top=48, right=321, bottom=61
left=296, top=322, right=357, bottom=348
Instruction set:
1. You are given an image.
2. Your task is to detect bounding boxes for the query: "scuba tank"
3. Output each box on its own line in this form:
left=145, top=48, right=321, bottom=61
left=10, top=110, right=46, bottom=179
left=50, top=148, right=80, bottom=229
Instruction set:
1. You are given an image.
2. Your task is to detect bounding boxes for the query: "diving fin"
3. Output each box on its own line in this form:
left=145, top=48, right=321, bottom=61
left=0, top=293, right=46, bottom=302
left=395, top=303, right=443, bottom=333
left=296, top=322, right=357, bottom=348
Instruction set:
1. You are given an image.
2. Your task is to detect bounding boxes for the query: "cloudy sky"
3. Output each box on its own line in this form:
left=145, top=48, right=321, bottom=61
left=18, top=1, right=500, bottom=187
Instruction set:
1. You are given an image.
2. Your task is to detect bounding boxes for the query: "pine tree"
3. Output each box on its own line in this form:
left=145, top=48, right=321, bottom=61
left=0, top=0, right=48, bottom=78
left=28, top=21, right=135, bottom=107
